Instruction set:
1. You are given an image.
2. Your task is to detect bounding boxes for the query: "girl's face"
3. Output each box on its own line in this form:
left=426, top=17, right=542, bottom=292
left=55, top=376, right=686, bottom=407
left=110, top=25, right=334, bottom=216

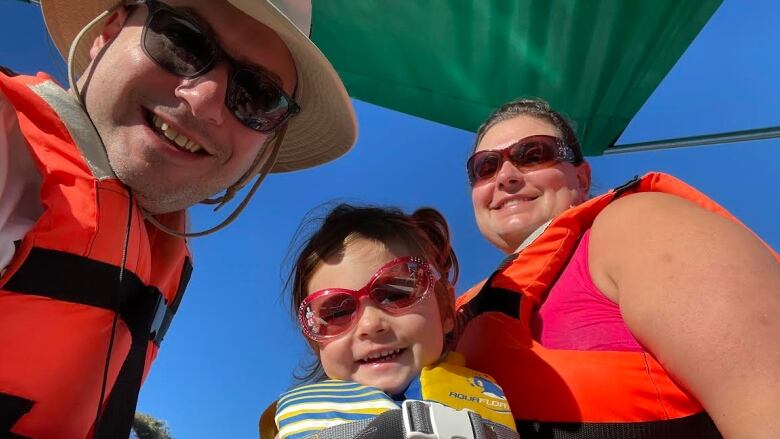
left=306, top=238, right=451, bottom=395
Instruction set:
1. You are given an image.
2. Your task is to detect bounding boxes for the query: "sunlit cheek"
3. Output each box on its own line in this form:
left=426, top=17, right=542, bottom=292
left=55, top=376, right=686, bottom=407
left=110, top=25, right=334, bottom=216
left=236, top=135, right=266, bottom=160
left=536, top=191, right=560, bottom=215
left=471, top=186, right=494, bottom=216
left=318, top=340, right=353, bottom=379
left=413, top=304, right=446, bottom=365
left=470, top=187, right=485, bottom=208
left=220, top=139, right=265, bottom=186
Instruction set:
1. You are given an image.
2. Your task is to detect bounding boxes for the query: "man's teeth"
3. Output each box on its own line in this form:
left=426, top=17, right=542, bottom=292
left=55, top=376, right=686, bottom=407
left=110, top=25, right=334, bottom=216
left=152, top=115, right=204, bottom=153
left=361, top=348, right=402, bottom=362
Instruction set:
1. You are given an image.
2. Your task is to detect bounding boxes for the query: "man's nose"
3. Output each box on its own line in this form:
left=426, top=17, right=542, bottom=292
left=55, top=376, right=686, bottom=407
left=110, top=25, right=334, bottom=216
left=356, top=304, right=389, bottom=338
left=174, top=65, right=228, bottom=125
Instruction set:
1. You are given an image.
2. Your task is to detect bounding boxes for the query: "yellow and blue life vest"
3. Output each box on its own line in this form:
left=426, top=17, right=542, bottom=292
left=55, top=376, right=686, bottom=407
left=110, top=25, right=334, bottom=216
left=268, top=352, right=516, bottom=439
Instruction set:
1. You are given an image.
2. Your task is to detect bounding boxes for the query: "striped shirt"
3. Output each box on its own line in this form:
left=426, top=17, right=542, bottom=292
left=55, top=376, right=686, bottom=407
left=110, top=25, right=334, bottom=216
left=275, top=381, right=399, bottom=439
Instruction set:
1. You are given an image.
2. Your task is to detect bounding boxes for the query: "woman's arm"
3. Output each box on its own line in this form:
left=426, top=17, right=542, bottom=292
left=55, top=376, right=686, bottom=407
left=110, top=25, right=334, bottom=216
left=589, top=192, right=780, bottom=439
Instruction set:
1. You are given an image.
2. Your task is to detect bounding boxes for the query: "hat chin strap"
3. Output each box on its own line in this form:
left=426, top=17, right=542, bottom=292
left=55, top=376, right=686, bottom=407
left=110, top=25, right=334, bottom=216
left=67, top=3, right=125, bottom=105
left=65, top=2, right=288, bottom=238
left=143, top=124, right=287, bottom=238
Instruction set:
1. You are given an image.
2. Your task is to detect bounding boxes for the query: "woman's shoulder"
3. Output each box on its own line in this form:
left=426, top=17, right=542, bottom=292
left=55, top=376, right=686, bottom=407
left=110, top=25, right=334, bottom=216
left=592, top=189, right=734, bottom=242
left=588, top=189, right=751, bottom=299
left=591, top=171, right=747, bottom=234
left=588, top=183, right=776, bottom=301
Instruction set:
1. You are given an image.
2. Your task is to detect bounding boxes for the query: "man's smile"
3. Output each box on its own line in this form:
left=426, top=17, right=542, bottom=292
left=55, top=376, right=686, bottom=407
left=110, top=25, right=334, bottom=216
left=148, top=111, right=210, bottom=155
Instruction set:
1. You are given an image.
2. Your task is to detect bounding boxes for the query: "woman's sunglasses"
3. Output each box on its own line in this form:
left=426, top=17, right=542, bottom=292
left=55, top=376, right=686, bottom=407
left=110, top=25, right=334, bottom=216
left=467, top=135, right=580, bottom=186
left=137, top=0, right=300, bottom=133
left=298, top=257, right=438, bottom=342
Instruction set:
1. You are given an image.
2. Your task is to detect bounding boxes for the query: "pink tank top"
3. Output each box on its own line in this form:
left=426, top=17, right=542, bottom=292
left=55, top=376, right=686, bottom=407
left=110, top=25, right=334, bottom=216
left=530, top=229, right=644, bottom=351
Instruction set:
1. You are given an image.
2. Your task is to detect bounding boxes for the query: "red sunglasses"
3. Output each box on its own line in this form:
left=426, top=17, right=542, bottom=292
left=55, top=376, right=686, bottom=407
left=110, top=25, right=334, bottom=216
left=298, top=257, right=438, bottom=342
left=467, top=135, right=580, bottom=186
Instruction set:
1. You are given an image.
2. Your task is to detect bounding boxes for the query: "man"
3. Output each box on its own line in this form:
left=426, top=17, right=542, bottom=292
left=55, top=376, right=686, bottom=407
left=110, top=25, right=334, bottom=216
left=0, top=1, right=356, bottom=437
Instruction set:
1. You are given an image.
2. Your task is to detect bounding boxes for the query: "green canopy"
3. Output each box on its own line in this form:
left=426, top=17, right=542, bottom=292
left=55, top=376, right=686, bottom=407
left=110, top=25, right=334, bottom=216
left=311, top=1, right=722, bottom=155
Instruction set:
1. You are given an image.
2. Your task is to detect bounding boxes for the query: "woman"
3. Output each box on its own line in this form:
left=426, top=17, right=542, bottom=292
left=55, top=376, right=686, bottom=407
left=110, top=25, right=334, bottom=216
left=455, top=98, right=780, bottom=439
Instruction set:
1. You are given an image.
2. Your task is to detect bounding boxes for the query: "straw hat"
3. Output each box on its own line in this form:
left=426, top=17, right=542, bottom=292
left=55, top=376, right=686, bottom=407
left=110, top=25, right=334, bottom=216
left=39, top=0, right=357, bottom=173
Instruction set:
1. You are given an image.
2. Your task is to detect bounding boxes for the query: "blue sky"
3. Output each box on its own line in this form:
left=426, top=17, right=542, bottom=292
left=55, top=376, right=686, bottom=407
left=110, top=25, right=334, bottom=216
left=2, top=0, right=778, bottom=437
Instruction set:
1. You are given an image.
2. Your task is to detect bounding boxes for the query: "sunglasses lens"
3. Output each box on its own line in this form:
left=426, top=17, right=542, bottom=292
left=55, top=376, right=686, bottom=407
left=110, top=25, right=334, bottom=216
left=302, top=293, right=357, bottom=339
left=509, top=138, right=557, bottom=168
left=370, top=261, right=428, bottom=311
left=145, top=9, right=216, bottom=76
left=228, top=69, right=293, bottom=132
left=468, top=136, right=565, bottom=185
left=143, top=5, right=299, bottom=133
left=468, top=152, right=501, bottom=185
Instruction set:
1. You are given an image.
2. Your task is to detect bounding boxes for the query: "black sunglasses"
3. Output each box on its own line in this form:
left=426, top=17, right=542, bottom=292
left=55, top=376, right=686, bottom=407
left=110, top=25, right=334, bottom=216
left=137, top=0, right=300, bottom=133
left=467, top=135, right=580, bottom=186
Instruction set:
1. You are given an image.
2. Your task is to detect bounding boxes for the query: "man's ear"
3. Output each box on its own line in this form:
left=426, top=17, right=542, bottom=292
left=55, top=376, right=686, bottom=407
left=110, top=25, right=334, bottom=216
left=88, top=7, right=131, bottom=60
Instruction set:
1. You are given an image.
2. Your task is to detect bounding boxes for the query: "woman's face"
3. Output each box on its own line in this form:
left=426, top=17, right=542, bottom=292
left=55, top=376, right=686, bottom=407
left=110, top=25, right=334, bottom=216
left=471, top=115, right=591, bottom=254
left=308, top=238, right=449, bottom=395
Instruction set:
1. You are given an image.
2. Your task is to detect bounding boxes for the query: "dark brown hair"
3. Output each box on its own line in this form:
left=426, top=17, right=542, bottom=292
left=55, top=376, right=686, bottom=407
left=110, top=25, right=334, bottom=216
left=286, top=204, right=459, bottom=383
left=474, top=97, right=584, bottom=163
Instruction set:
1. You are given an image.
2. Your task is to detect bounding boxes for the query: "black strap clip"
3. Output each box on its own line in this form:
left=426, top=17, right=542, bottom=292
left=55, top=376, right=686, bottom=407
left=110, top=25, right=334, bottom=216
left=613, top=175, right=642, bottom=197
left=149, top=292, right=174, bottom=347
left=0, top=65, right=19, bottom=77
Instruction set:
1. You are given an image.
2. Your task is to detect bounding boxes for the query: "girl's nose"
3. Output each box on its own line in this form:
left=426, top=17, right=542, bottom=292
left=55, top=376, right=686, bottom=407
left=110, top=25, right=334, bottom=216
left=356, top=304, right=389, bottom=338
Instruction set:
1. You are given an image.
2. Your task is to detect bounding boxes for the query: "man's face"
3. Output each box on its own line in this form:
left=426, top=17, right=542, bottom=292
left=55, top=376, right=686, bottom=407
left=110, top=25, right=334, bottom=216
left=79, top=0, right=297, bottom=213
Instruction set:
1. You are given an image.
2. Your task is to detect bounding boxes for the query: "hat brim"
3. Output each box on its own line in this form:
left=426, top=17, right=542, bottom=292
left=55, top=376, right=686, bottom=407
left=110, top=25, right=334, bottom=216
left=39, top=0, right=357, bottom=173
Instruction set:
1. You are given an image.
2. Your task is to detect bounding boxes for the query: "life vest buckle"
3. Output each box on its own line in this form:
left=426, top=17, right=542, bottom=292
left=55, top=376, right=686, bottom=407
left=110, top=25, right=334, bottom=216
left=0, top=65, right=19, bottom=77
left=612, top=175, right=642, bottom=197
left=149, top=292, right=173, bottom=346
left=402, top=400, right=477, bottom=439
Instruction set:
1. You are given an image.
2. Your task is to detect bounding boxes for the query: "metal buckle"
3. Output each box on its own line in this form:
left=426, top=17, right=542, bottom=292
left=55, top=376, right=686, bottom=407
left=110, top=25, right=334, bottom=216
left=402, top=400, right=475, bottom=439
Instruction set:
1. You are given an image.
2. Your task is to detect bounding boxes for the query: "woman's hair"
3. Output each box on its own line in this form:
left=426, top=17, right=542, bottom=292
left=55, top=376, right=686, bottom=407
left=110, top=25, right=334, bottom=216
left=474, top=97, right=584, bottom=164
left=286, top=204, right=459, bottom=384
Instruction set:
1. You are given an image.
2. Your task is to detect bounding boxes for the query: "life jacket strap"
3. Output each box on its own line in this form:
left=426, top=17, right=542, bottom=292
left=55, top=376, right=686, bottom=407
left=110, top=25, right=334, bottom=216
left=2, top=247, right=191, bottom=437
left=517, top=412, right=722, bottom=439
left=2, top=246, right=188, bottom=346
left=0, top=65, right=18, bottom=77
left=299, top=400, right=520, bottom=439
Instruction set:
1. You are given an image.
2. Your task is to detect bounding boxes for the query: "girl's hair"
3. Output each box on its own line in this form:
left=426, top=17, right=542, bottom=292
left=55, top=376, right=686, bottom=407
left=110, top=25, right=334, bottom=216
left=286, top=204, right=459, bottom=383
left=474, top=97, right=584, bottom=164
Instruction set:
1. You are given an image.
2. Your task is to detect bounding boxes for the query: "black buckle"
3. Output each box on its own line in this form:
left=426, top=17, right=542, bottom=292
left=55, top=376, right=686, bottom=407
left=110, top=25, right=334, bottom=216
left=613, top=175, right=641, bottom=197
left=149, top=292, right=173, bottom=347
left=0, top=65, right=19, bottom=77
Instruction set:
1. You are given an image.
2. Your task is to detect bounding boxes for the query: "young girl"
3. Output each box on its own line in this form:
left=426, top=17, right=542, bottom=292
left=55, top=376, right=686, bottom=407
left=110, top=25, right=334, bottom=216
left=261, top=204, right=517, bottom=439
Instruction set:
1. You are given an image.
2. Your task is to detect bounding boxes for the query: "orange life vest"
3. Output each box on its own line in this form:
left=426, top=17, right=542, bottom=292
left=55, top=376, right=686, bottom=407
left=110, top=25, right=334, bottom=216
left=455, top=172, right=779, bottom=439
left=0, top=72, right=192, bottom=439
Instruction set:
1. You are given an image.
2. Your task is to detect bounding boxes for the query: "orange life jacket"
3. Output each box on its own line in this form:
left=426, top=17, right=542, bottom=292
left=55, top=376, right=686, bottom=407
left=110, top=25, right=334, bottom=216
left=455, top=172, right=779, bottom=439
left=0, top=72, right=192, bottom=439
